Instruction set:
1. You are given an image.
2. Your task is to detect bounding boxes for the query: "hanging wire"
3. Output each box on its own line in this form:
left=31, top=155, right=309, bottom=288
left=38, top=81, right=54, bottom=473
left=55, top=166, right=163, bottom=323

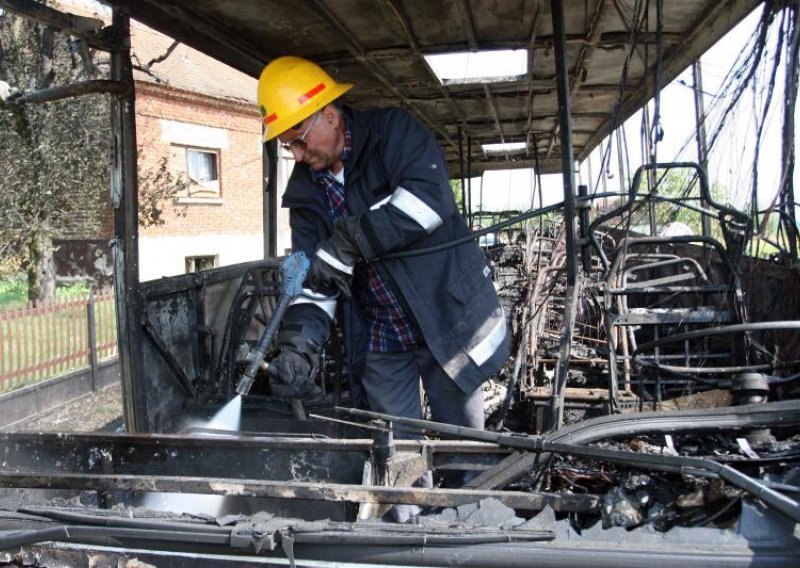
left=649, top=0, right=665, bottom=166
left=590, top=0, right=649, bottom=198
left=750, top=9, right=786, bottom=241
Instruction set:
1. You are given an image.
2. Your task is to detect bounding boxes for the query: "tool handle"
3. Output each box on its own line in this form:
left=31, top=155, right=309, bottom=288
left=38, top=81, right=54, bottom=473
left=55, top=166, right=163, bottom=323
left=235, top=252, right=310, bottom=396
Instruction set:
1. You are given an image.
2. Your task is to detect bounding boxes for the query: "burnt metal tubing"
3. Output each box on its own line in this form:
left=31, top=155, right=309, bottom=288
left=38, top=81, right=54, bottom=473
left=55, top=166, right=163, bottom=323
left=340, top=406, right=800, bottom=524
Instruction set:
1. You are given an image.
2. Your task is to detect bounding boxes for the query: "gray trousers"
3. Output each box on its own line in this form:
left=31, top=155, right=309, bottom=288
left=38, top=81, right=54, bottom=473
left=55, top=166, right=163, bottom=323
left=361, top=347, right=485, bottom=439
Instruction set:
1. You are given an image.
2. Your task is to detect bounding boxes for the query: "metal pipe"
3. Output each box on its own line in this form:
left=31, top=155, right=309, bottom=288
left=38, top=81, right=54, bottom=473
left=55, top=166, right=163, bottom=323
left=577, top=184, right=592, bottom=274
left=632, top=321, right=800, bottom=360
left=338, top=407, right=800, bottom=523
left=263, top=141, right=278, bottom=257
left=780, top=0, right=799, bottom=259
left=0, top=525, right=232, bottom=551
left=467, top=135, right=473, bottom=225
left=692, top=60, right=712, bottom=237
left=547, top=0, right=580, bottom=431
left=458, top=125, right=467, bottom=218
left=549, top=399, right=800, bottom=444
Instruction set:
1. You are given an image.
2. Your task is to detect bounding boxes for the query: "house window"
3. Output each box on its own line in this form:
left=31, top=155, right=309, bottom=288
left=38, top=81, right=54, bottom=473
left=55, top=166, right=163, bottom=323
left=185, top=255, right=217, bottom=273
left=187, top=149, right=218, bottom=183
left=171, top=145, right=221, bottom=199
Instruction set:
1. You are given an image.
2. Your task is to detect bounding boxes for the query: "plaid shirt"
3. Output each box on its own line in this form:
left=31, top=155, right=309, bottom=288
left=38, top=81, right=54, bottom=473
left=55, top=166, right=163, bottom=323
left=310, top=123, right=421, bottom=352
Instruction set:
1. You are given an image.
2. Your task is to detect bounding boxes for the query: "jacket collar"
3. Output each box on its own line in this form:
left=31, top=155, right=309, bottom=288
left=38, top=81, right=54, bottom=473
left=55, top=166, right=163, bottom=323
left=282, top=107, right=379, bottom=204
left=343, top=107, right=378, bottom=187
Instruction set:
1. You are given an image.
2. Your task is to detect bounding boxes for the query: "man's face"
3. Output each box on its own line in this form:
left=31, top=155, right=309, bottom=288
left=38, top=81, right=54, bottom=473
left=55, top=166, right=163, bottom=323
left=278, top=107, right=343, bottom=172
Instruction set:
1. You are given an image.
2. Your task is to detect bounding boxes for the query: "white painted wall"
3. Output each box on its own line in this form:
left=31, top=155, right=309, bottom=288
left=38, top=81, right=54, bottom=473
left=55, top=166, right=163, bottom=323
left=138, top=234, right=264, bottom=282
left=160, top=119, right=229, bottom=148
left=276, top=150, right=296, bottom=256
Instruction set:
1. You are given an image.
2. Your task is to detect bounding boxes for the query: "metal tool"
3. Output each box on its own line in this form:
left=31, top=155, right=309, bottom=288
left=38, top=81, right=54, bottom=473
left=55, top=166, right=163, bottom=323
left=235, top=251, right=311, bottom=398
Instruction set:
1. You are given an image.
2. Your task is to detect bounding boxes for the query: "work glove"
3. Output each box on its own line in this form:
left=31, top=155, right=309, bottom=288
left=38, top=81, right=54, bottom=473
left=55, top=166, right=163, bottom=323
left=306, top=215, right=362, bottom=299
left=267, top=334, right=323, bottom=400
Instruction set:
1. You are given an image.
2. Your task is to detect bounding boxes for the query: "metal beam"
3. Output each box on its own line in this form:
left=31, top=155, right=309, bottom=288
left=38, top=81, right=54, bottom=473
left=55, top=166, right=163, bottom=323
left=382, top=0, right=468, bottom=130
left=456, top=0, right=479, bottom=51
left=305, top=0, right=458, bottom=152
left=108, top=10, right=145, bottom=432
left=570, top=0, right=611, bottom=97
left=546, top=1, right=610, bottom=160
left=316, top=32, right=687, bottom=66
left=547, top=0, right=581, bottom=431
left=525, top=0, right=544, bottom=143
left=107, top=0, right=265, bottom=77
left=483, top=84, right=506, bottom=146
left=263, top=141, right=278, bottom=257
left=0, top=471, right=599, bottom=512
left=2, top=0, right=109, bottom=49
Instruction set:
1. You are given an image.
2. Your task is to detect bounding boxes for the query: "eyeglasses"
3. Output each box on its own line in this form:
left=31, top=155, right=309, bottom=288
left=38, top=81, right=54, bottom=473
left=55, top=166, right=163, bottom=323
left=280, top=112, right=320, bottom=153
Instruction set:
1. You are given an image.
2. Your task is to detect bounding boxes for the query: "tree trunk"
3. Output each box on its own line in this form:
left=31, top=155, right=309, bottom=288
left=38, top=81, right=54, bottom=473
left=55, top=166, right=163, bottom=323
left=27, top=226, right=55, bottom=305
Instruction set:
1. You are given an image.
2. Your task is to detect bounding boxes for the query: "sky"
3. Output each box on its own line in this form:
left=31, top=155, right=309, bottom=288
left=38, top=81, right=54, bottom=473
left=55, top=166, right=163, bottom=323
left=471, top=7, right=798, bottom=215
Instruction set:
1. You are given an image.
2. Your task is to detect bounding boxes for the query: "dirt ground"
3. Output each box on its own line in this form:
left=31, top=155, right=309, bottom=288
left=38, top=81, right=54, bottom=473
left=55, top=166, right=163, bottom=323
left=4, top=384, right=125, bottom=433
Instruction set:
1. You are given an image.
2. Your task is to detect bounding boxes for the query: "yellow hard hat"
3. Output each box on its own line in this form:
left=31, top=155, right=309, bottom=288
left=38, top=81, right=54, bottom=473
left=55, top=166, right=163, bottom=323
left=257, top=56, right=353, bottom=142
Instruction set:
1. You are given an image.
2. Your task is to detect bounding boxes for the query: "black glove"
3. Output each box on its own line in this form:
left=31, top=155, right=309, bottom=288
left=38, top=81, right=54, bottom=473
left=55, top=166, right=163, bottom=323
left=307, top=215, right=362, bottom=298
left=266, top=334, right=322, bottom=400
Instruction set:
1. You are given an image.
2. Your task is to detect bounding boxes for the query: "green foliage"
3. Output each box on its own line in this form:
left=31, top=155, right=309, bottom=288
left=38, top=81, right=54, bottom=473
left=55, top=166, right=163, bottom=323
left=628, top=168, right=728, bottom=239
left=57, top=280, right=91, bottom=298
left=0, top=277, right=27, bottom=308
left=449, top=178, right=464, bottom=212
left=0, top=9, right=111, bottom=302
left=0, top=277, right=90, bottom=309
left=138, top=154, right=189, bottom=227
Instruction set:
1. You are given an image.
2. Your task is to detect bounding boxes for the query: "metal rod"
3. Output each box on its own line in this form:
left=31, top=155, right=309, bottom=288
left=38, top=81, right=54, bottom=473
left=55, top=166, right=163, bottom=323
left=547, top=0, right=580, bottom=431
left=263, top=140, right=278, bottom=257
left=692, top=60, right=712, bottom=237
left=467, top=135, right=473, bottom=225
left=780, top=1, right=799, bottom=258
left=337, top=407, right=800, bottom=523
left=459, top=125, right=467, bottom=217
left=632, top=321, right=800, bottom=359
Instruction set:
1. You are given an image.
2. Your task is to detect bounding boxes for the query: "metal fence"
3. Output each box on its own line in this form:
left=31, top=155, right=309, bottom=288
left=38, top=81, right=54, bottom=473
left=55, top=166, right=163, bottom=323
left=0, top=292, right=118, bottom=392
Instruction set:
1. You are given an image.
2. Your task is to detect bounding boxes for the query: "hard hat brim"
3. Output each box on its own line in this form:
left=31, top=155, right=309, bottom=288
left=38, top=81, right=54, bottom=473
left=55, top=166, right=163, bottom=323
left=262, top=82, right=353, bottom=143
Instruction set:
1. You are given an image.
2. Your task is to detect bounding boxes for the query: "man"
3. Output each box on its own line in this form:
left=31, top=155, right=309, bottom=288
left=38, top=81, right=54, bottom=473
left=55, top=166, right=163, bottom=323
left=257, top=56, right=509, bottom=448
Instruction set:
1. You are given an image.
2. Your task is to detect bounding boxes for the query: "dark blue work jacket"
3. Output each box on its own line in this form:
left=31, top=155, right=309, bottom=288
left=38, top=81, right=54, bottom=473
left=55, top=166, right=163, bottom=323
left=281, top=107, right=509, bottom=398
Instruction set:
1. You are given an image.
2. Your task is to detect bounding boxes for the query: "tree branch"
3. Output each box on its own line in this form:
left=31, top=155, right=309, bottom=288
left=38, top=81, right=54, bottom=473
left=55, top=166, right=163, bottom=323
left=11, top=79, right=127, bottom=104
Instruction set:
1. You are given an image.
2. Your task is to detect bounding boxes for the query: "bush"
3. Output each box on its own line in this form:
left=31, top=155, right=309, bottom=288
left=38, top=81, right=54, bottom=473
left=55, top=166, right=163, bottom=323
left=57, top=281, right=91, bottom=298
left=0, top=277, right=92, bottom=308
left=0, top=277, right=27, bottom=308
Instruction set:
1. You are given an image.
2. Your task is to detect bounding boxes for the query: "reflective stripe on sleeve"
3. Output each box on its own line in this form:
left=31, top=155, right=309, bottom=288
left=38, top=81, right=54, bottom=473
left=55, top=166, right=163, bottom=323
left=370, top=195, right=391, bottom=210
left=289, top=288, right=337, bottom=319
left=468, top=311, right=507, bottom=366
left=389, top=187, right=443, bottom=233
left=316, top=248, right=354, bottom=275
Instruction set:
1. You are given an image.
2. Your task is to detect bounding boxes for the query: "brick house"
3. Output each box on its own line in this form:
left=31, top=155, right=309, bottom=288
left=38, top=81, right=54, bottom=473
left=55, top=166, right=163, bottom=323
left=55, top=2, right=294, bottom=284
left=131, top=21, right=295, bottom=281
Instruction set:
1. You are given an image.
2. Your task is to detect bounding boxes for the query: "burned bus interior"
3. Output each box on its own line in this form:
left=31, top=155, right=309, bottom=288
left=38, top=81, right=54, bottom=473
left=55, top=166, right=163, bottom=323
left=2, top=0, right=800, bottom=566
